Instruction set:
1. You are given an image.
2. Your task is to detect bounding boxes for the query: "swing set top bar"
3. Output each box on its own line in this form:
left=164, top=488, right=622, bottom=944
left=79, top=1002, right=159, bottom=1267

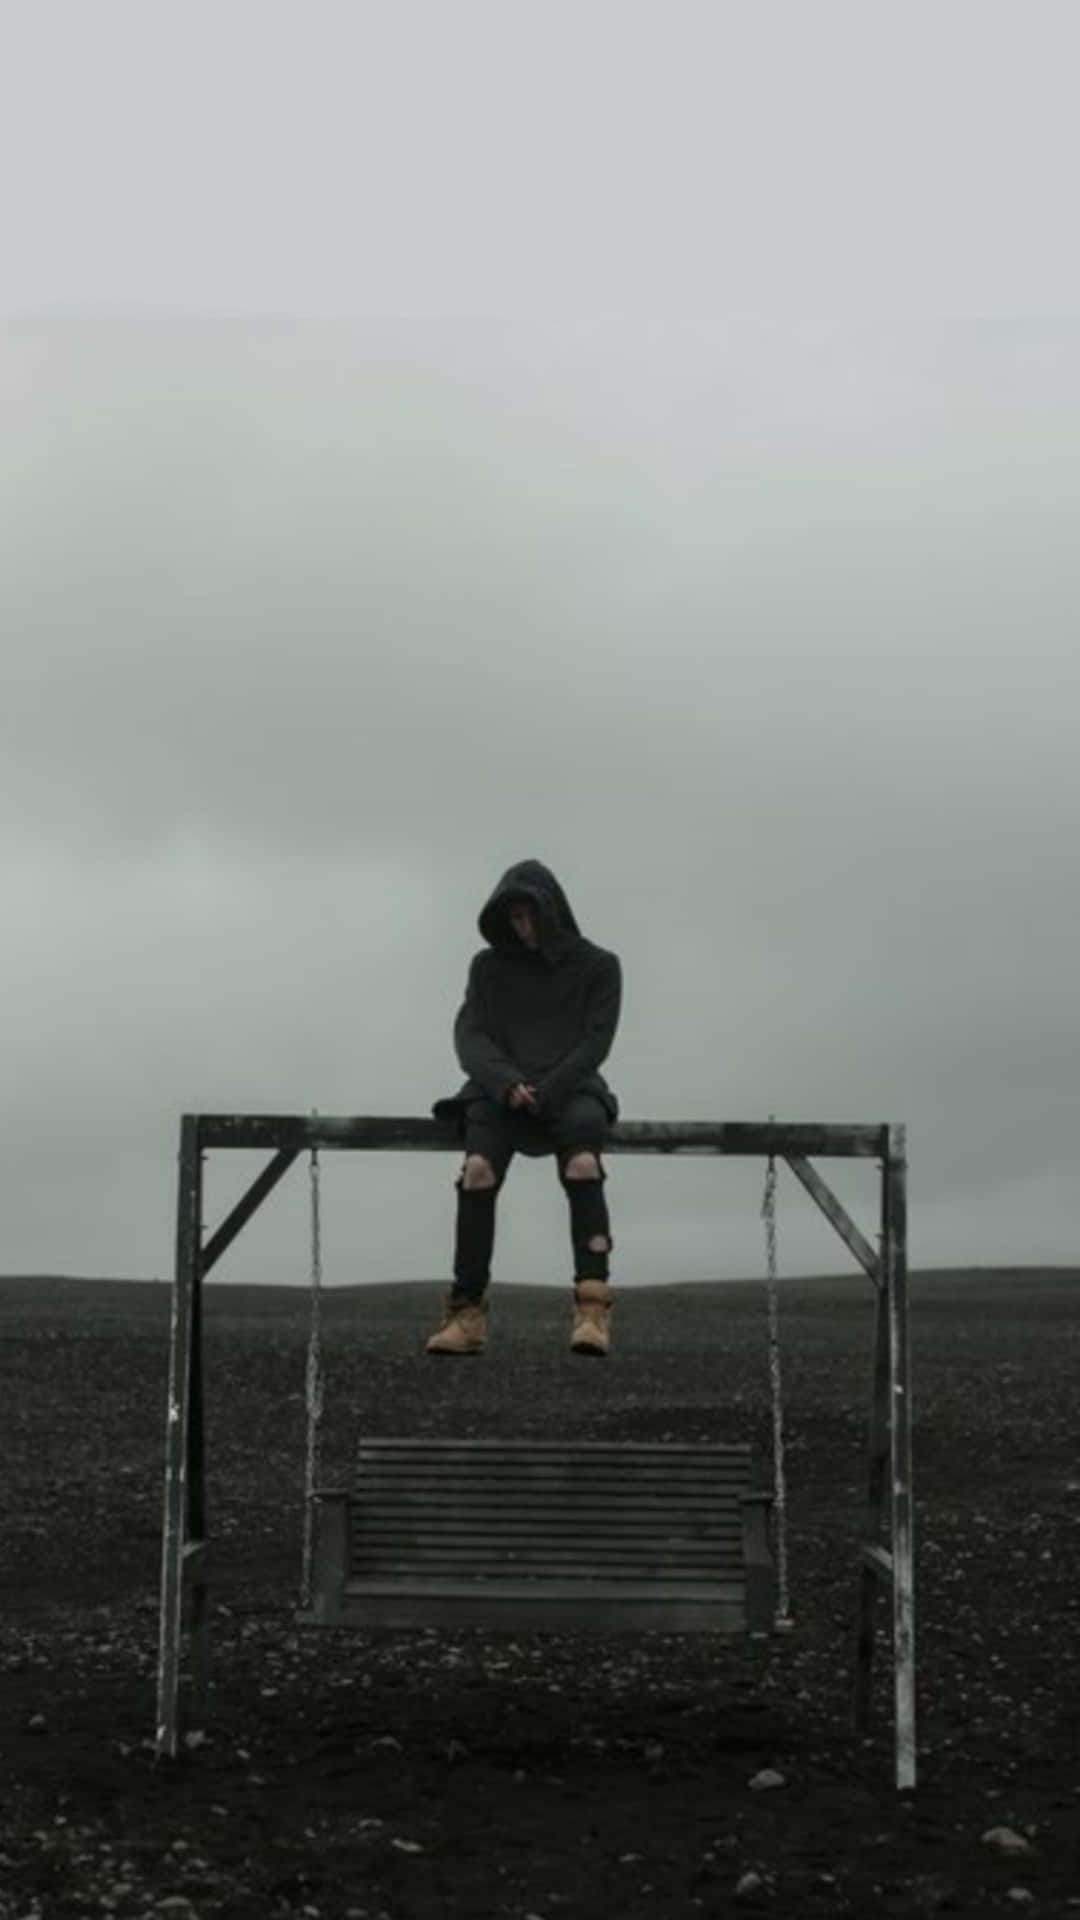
left=193, top=1114, right=891, bottom=1157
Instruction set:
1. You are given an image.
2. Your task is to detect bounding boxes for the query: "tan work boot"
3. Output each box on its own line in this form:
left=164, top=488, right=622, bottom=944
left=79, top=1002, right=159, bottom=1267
left=570, top=1280, right=613, bottom=1356
left=426, top=1293, right=488, bottom=1355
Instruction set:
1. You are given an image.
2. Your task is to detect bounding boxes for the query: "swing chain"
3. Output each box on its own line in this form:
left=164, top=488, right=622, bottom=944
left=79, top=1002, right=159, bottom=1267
left=762, top=1153, right=778, bottom=1293
left=761, top=1149, right=793, bottom=1630
left=300, top=1137, right=324, bottom=1611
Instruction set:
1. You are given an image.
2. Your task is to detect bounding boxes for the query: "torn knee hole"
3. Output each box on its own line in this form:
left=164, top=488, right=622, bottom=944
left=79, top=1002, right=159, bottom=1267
left=459, top=1158, right=497, bottom=1191
left=563, top=1154, right=601, bottom=1181
left=587, top=1235, right=609, bottom=1252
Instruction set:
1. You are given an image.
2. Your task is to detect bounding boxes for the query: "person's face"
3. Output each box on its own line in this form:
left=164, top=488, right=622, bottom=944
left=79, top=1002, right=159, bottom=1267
left=508, top=901, right=538, bottom=948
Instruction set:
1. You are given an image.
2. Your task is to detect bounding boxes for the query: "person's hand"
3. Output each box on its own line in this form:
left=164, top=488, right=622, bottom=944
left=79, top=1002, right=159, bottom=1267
left=507, top=1082, right=539, bottom=1112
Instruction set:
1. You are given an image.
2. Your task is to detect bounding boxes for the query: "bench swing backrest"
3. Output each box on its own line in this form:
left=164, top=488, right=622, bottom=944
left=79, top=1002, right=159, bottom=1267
left=304, top=1438, right=775, bottom=1635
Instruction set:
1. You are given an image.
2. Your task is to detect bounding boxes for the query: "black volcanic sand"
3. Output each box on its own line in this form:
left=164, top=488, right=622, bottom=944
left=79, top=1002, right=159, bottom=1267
left=1, top=1270, right=1078, bottom=1918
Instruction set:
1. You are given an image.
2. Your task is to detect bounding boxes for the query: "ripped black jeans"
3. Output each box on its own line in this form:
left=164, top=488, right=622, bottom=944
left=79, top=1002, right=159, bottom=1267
left=451, top=1094, right=612, bottom=1301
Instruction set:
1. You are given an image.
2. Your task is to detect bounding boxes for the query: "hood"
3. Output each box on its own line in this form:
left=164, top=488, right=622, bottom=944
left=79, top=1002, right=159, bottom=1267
left=478, top=859, right=583, bottom=966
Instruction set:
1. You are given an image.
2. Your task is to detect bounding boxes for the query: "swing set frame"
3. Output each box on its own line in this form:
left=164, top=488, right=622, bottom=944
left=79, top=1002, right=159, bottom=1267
left=155, top=1115, right=914, bottom=1788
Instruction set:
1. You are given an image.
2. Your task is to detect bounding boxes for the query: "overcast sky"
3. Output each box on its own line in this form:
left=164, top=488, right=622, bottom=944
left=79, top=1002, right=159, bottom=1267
left=2, top=6, right=1077, bottom=1289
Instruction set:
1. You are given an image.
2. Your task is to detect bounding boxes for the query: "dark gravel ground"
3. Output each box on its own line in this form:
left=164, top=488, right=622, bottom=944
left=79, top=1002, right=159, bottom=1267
left=1, top=1269, right=1078, bottom=1919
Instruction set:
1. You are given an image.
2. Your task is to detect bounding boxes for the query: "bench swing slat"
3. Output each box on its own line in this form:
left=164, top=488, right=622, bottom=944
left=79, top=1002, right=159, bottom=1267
left=349, top=1487, right=748, bottom=1511
left=353, top=1443, right=749, bottom=1451
left=353, top=1525, right=745, bottom=1548
left=351, top=1541, right=745, bottom=1566
left=320, top=1587, right=751, bottom=1635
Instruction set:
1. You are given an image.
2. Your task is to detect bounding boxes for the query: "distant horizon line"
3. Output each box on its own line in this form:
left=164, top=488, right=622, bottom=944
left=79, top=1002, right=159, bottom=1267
left=2, top=1265, right=1078, bottom=1292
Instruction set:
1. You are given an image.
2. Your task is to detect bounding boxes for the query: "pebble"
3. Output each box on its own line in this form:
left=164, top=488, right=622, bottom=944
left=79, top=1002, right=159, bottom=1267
left=982, top=1827, right=1032, bottom=1855
left=735, top=1869, right=763, bottom=1896
left=1007, top=1892, right=1035, bottom=1907
left=27, top=1714, right=48, bottom=1734
left=391, top=1838, right=423, bottom=1854
left=748, top=1769, right=786, bottom=1791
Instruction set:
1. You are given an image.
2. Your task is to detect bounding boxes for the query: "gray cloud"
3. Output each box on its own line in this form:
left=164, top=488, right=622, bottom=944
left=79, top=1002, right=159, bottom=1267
left=3, top=317, right=1078, bottom=1288
left=4, top=6, right=1080, bottom=314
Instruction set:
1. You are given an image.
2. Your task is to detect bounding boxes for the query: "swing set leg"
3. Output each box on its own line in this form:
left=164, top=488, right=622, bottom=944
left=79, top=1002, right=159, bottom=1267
left=853, top=1131, right=916, bottom=1792
left=156, top=1118, right=209, bottom=1756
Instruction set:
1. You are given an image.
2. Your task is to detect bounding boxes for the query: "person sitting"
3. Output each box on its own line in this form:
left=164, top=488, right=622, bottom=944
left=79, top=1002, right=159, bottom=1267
left=430, top=858, right=622, bottom=1356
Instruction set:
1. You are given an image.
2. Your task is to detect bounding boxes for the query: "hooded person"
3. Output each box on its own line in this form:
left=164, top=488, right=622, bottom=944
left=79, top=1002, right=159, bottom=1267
left=430, top=859, right=622, bottom=1356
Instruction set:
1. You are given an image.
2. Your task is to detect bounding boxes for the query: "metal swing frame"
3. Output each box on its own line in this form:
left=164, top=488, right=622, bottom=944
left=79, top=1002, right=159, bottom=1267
left=155, top=1115, right=913, bottom=1788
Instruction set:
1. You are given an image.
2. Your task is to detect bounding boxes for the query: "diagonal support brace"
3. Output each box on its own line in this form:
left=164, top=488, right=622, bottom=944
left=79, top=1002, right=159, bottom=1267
left=201, top=1148, right=301, bottom=1277
left=783, top=1155, right=881, bottom=1286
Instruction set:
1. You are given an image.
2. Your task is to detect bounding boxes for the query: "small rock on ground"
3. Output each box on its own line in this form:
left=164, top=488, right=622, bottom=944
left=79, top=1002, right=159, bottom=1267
left=981, top=1827, right=1032, bottom=1855
left=736, top=1870, right=764, bottom=1896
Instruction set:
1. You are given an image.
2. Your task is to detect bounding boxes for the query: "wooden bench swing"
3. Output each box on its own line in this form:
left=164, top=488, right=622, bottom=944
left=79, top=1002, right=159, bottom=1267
left=156, top=1116, right=914, bottom=1789
left=307, top=1441, right=775, bottom=1636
